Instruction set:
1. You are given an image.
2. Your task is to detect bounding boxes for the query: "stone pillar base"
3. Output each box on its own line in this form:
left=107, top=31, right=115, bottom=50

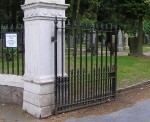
left=23, top=81, right=54, bottom=118
left=124, top=46, right=129, bottom=50
left=117, top=47, right=123, bottom=52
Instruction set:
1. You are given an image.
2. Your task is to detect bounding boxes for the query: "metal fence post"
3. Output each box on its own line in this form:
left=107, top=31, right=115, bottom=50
left=54, top=16, right=58, bottom=115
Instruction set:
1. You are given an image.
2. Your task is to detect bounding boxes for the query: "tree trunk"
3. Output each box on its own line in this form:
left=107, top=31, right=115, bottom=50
left=71, top=0, right=77, bottom=26
left=136, top=16, right=143, bottom=55
left=12, top=0, right=17, bottom=31
left=76, top=0, right=81, bottom=23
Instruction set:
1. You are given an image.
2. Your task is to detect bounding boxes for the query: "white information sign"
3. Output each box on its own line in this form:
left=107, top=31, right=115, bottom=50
left=6, top=33, right=17, bottom=48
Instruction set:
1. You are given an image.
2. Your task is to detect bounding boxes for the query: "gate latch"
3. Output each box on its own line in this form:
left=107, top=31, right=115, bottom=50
left=51, top=36, right=55, bottom=42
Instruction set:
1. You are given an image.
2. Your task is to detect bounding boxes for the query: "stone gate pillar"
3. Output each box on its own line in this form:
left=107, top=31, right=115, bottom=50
left=21, top=0, right=68, bottom=118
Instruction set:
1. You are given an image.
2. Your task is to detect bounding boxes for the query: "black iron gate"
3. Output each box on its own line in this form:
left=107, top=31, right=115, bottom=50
left=53, top=17, right=118, bottom=115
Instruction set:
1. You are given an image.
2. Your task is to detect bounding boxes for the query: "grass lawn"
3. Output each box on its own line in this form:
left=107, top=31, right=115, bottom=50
left=0, top=55, right=24, bottom=75
left=0, top=49, right=150, bottom=89
left=66, top=55, right=150, bottom=89
left=117, top=45, right=150, bottom=88
left=143, top=46, right=150, bottom=52
left=117, top=56, right=150, bottom=88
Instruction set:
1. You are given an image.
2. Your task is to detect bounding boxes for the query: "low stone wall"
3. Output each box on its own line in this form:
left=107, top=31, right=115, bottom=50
left=0, top=74, right=24, bottom=105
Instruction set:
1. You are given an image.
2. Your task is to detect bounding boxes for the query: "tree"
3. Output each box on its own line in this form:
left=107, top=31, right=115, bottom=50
left=118, top=0, right=150, bottom=56
left=66, top=0, right=100, bottom=26
left=97, top=0, right=118, bottom=23
left=0, top=0, right=24, bottom=29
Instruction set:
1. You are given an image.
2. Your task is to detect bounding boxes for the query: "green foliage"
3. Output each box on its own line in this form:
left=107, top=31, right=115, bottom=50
left=143, top=20, right=150, bottom=34
left=79, top=0, right=99, bottom=20
left=115, top=0, right=150, bottom=55
left=118, top=0, right=149, bottom=19
left=4, top=48, right=17, bottom=61
left=97, top=0, right=117, bottom=23
left=124, top=20, right=138, bottom=34
left=66, top=0, right=100, bottom=26
left=80, top=18, right=96, bottom=26
left=0, top=0, right=24, bottom=27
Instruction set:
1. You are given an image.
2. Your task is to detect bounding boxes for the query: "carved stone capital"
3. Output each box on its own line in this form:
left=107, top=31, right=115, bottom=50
left=22, top=2, right=69, bottom=20
left=25, top=0, right=65, bottom=4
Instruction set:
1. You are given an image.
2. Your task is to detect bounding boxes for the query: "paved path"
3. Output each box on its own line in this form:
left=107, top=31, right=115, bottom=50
left=0, top=104, right=47, bottom=122
left=1, top=98, right=150, bottom=122
left=144, top=51, right=150, bottom=56
left=65, top=98, right=150, bottom=122
left=0, top=50, right=150, bottom=122
left=113, top=50, right=150, bottom=56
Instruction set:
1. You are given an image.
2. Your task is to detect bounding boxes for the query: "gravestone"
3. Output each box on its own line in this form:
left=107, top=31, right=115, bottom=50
left=87, top=33, right=91, bottom=50
left=136, top=32, right=138, bottom=37
left=144, top=35, right=148, bottom=44
left=85, top=32, right=97, bottom=55
left=110, top=35, right=115, bottom=55
left=92, top=31, right=97, bottom=55
left=112, top=35, right=115, bottom=44
left=124, top=33, right=129, bottom=50
left=0, top=39, right=2, bottom=58
left=122, top=31, right=125, bottom=46
left=70, top=35, right=74, bottom=48
left=99, top=35, right=105, bottom=46
left=102, top=38, right=106, bottom=46
left=83, top=33, right=86, bottom=42
left=128, top=37, right=138, bottom=55
left=93, top=31, right=96, bottom=44
left=83, top=33, right=90, bottom=52
left=87, top=32, right=96, bottom=47
left=117, top=29, right=123, bottom=52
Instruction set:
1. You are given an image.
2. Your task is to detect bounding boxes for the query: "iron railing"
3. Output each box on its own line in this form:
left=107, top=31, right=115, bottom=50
left=54, top=17, right=118, bottom=114
left=0, top=25, right=24, bottom=75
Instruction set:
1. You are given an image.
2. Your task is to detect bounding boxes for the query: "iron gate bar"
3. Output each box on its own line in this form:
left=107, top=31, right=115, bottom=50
left=113, top=26, right=118, bottom=97
left=67, top=27, right=71, bottom=105
left=90, top=25, right=93, bottom=99
left=73, top=23, right=77, bottom=105
left=7, top=47, right=9, bottom=74
left=96, top=25, right=99, bottom=97
left=17, top=32, right=19, bottom=75
left=100, top=30, right=103, bottom=100
left=54, top=16, right=58, bottom=115
left=21, top=30, right=25, bottom=75
left=2, top=33, right=4, bottom=73
left=85, top=26, right=88, bottom=101
left=12, top=48, right=14, bottom=74
left=61, top=19, right=64, bottom=77
left=79, top=24, right=83, bottom=102
left=54, top=16, right=118, bottom=115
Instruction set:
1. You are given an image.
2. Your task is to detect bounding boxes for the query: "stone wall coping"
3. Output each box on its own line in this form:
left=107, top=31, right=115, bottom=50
left=0, top=74, right=24, bottom=88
